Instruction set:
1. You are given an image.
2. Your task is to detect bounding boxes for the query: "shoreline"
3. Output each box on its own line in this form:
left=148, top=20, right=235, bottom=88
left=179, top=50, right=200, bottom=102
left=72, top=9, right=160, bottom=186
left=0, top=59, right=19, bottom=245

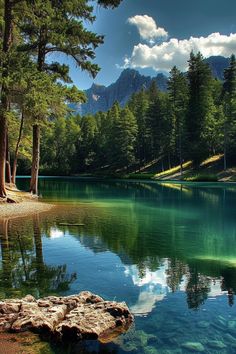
left=0, top=185, right=55, bottom=220
left=0, top=199, right=55, bottom=220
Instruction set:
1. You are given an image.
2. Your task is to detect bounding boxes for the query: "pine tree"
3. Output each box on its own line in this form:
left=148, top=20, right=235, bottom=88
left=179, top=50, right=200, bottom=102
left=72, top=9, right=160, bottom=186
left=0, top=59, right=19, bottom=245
left=77, top=115, right=98, bottom=171
left=106, top=101, right=121, bottom=166
left=18, top=0, right=122, bottom=193
left=128, top=89, right=150, bottom=165
left=222, top=54, right=236, bottom=169
left=146, top=91, right=170, bottom=168
left=186, top=52, right=217, bottom=164
left=111, top=106, right=138, bottom=169
left=0, top=0, right=14, bottom=197
left=168, top=66, right=188, bottom=173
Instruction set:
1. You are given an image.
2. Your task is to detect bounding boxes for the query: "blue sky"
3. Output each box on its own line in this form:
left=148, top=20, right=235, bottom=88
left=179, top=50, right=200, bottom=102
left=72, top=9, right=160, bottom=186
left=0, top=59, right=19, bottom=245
left=59, top=0, right=236, bottom=90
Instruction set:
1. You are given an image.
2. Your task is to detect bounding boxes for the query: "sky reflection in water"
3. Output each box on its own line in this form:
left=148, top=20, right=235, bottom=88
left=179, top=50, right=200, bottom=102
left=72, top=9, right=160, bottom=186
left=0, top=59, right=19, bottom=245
left=2, top=178, right=236, bottom=353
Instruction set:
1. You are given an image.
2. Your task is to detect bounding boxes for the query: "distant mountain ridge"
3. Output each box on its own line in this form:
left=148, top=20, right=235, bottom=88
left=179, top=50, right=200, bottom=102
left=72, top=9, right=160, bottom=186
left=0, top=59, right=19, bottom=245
left=76, top=69, right=168, bottom=115
left=71, top=56, right=230, bottom=115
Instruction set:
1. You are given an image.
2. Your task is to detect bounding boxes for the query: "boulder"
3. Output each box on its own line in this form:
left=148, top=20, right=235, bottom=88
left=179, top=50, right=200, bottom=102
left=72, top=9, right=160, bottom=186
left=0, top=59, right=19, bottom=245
left=0, top=291, right=133, bottom=343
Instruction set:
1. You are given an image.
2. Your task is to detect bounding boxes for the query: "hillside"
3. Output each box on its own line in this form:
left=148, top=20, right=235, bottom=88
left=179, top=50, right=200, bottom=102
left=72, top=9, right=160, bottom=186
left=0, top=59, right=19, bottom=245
left=127, top=155, right=236, bottom=182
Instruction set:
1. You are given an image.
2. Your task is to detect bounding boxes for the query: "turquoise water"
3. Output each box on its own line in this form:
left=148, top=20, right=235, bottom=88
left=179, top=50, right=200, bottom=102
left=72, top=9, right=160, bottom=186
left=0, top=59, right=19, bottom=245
left=2, top=177, right=236, bottom=353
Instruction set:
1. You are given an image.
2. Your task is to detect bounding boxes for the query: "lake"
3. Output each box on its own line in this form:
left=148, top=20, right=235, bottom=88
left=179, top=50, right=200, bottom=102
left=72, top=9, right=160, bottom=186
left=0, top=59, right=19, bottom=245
left=2, top=177, right=236, bottom=353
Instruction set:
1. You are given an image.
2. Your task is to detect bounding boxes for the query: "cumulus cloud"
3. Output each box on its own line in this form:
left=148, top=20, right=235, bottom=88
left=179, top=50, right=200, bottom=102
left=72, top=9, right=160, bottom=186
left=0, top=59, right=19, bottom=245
left=128, top=15, right=168, bottom=43
left=124, top=32, right=236, bottom=72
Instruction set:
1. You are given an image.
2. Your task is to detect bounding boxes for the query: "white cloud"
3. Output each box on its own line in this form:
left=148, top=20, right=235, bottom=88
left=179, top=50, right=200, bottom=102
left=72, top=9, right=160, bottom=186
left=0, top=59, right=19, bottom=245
left=128, top=15, right=168, bottom=43
left=124, top=32, right=236, bottom=72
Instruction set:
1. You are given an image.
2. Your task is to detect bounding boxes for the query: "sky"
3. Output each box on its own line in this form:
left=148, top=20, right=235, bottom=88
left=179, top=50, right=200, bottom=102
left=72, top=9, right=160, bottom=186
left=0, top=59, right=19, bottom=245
left=59, top=0, right=236, bottom=90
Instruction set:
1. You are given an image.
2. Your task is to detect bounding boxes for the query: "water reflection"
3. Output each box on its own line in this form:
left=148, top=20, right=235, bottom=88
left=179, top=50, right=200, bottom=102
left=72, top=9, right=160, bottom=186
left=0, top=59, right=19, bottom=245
left=0, top=215, right=76, bottom=298
left=2, top=178, right=236, bottom=353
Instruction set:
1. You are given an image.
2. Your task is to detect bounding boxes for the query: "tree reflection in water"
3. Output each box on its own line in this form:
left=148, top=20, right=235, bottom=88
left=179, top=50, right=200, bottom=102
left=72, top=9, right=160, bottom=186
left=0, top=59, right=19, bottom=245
left=0, top=215, right=76, bottom=298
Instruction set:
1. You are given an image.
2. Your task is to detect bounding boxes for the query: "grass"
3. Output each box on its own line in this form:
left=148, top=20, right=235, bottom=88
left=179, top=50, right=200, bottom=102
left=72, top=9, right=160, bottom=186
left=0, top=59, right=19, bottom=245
left=183, top=173, right=218, bottom=182
left=154, top=161, right=192, bottom=178
left=200, top=154, right=223, bottom=167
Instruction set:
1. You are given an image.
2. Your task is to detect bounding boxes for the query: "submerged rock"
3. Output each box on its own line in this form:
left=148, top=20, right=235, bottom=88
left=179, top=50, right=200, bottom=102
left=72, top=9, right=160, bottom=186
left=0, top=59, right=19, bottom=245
left=197, top=320, right=210, bottom=329
left=207, top=340, right=226, bottom=349
left=181, top=341, right=205, bottom=352
left=0, top=291, right=133, bottom=343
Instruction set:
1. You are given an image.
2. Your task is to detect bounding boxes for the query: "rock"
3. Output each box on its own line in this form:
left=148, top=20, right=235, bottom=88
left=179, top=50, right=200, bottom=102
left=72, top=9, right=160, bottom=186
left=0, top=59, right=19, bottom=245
left=228, top=320, right=236, bottom=329
left=120, top=342, right=137, bottom=352
left=207, top=340, right=227, bottom=349
left=197, top=321, right=209, bottom=328
left=132, top=330, right=156, bottom=347
left=144, top=346, right=158, bottom=354
left=0, top=291, right=133, bottom=343
left=181, top=342, right=205, bottom=352
left=225, top=333, right=236, bottom=344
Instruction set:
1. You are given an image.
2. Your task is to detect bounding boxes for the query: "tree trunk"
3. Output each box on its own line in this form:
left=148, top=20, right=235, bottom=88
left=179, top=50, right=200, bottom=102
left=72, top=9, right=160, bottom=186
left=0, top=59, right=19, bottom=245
left=29, top=35, right=46, bottom=195
left=30, top=124, right=40, bottom=195
left=0, top=119, right=7, bottom=198
left=224, top=122, right=227, bottom=171
left=0, top=0, right=13, bottom=198
left=161, top=159, right=164, bottom=172
left=5, top=130, right=11, bottom=184
left=179, top=134, right=183, bottom=176
left=11, top=111, right=24, bottom=185
left=168, top=152, right=171, bottom=170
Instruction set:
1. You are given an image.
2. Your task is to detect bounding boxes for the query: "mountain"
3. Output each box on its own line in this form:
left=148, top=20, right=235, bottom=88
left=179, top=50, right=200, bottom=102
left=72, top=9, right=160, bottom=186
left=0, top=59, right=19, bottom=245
left=79, top=69, right=168, bottom=115
left=205, top=56, right=230, bottom=81
left=71, top=56, right=230, bottom=116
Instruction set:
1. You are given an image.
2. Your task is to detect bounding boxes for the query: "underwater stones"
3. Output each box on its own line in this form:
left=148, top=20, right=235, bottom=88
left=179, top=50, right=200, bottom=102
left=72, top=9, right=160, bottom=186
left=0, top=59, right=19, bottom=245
left=130, top=330, right=156, bottom=347
left=207, top=340, right=227, bottom=349
left=181, top=341, right=205, bottom=352
left=120, top=342, right=137, bottom=352
left=143, top=346, right=158, bottom=354
left=0, top=292, right=133, bottom=343
left=228, top=320, right=236, bottom=330
left=197, top=321, right=210, bottom=329
left=117, top=329, right=157, bottom=353
left=225, top=333, right=236, bottom=344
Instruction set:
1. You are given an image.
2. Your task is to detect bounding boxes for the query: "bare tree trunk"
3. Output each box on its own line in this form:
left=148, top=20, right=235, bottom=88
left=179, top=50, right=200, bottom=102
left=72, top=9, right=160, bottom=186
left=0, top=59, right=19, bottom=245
left=168, top=152, right=171, bottom=170
left=161, top=159, right=164, bottom=172
left=29, top=35, right=46, bottom=195
left=11, top=111, right=24, bottom=185
left=30, top=124, right=40, bottom=195
left=0, top=0, right=13, bottom=198
left=179, top=135, right=183, bottom=177
left=224, top=122, right=227, bottom=171
left=0, top=119, right=7, bottom=197
left=5, top=129, right=11, bottom=184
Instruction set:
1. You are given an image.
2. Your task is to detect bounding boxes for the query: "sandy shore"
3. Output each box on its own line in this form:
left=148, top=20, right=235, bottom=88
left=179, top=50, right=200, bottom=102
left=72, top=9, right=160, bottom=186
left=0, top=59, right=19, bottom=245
left=0, top=200, right=54, bottom=219
left=0, top=185, right=55, bottom=219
